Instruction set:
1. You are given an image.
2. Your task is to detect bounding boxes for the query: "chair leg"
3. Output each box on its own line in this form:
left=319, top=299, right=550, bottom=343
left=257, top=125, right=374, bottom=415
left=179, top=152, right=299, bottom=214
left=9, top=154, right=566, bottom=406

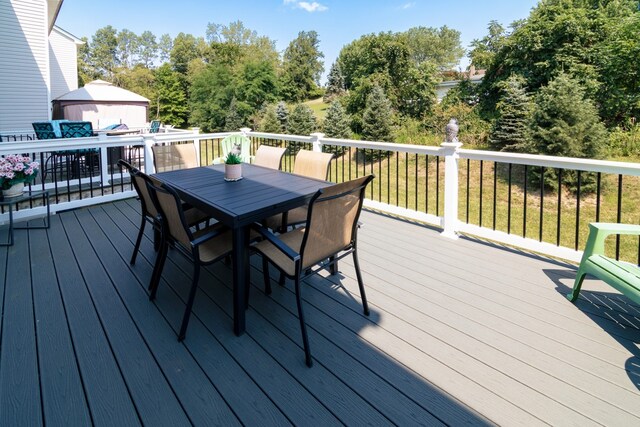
left=278, top=271, right=286, bottom=287
left=149, top=242, right=168, bottom=298
left=178, top=263, right=201, bottom=341
left=153, top=224, right=161, bottom=252
left=329, top=255, right=338, bottom=275
left=130, top=217, right=147, bottom=265
left=293, top=275, right=312, bottom=367
left=352, top=248, right=370, bottom=316
left=262, top=256, right=272, bottom=295
left=567, top=268, right=587, bottom=302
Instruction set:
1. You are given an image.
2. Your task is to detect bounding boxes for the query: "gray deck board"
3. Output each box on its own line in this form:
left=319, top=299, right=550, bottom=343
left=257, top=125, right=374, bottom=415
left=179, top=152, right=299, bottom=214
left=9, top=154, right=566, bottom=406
left=1, top=198, right=639, bottom=425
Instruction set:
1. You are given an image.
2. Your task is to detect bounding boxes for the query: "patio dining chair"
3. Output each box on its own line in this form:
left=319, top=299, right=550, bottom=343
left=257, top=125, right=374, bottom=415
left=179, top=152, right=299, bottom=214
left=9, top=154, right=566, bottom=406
left=145, top=179, right=234, bottom=341
left=32, top=121, right=73, bottom=180
left=252, top=145, right=287, bottom=170
left=149, top=120, right=161, bottom=133
left=59, top=121, right=100, bottom=177
left=118, top=159, right=210, bottom=265
left=252, top=175, right=374, bottom=366
left=265, top=149, right=334, bottom=232
left=212, top=134, right=252, bottom=164
left=152, top=143, right=199, bottom=172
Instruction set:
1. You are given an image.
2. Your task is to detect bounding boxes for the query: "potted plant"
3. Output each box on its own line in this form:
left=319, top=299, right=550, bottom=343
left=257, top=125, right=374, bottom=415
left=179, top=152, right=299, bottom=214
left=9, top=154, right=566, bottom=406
left=0, top=154, right=40, bottom=198
left=224, top=152, right=243, bottom=181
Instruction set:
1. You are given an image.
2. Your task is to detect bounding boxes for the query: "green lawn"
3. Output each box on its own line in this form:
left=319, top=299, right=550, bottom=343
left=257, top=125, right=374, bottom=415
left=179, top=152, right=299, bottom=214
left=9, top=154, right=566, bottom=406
left=304, top=97, right=329, bottom=120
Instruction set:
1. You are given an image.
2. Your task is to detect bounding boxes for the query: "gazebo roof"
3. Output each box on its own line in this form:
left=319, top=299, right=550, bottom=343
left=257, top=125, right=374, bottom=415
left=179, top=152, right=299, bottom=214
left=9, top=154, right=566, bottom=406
left=54, top=80, right=149, bottom=103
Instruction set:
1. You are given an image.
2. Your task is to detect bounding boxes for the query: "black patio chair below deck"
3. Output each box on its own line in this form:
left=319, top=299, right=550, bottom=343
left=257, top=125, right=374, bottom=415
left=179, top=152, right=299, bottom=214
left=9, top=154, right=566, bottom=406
left=252, top=175, right=374, bottom=367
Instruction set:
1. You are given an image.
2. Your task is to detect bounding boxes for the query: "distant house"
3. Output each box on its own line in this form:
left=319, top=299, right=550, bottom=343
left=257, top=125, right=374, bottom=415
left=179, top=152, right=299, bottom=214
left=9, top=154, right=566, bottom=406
left=435, top=66, right=485, bottom=103
left=0, top=0, right=81, bottom=134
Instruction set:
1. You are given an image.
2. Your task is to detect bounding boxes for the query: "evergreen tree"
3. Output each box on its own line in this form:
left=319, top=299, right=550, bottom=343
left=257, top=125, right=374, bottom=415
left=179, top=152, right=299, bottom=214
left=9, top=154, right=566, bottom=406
left=489, top=75, right=531, bottom=152
left=224, top=97, right=244, bottom=131
left=361, top=85, right=394, bottom=143
left=529, top=73, right=607, bottom=192
left=155, top=63, right=188, bottom=127
left=323, top=62, right=345, bottom=103
left=322, top=100, right=351, bottom=139
left=287, top=104, right=317, bottom=154
left=275, top=101, right=289, bottom=132
left=322, top=100, right=351, bottom=155
left=281, top=31, right=324, bottom=102
left=259, top=105, right=282, bottom=133
left=287, top=104, right=316, bottom=135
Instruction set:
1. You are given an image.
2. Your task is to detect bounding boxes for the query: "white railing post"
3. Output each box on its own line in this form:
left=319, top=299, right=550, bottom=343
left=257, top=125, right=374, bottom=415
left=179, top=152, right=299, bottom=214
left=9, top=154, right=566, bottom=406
left=98, top=132, right=110, bottom=186
left=191, top=127, right=201, bottom=166
left=240, top=127, right=251, bottom=136
left=440, top=119, right=462, bottom=239
left=143, top=134, right=156, bottom=174
left=310, top=132, right=324, bottom=152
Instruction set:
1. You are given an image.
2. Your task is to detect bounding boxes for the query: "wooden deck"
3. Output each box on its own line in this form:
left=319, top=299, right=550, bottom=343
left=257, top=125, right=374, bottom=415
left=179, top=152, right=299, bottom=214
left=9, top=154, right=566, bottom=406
left=1, top=199, right=640, bottom=426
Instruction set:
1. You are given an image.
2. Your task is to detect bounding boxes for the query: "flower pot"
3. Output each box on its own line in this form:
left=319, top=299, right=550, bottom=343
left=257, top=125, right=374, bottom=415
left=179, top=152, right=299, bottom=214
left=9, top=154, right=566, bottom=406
left=224, top=163, right=242, bottom=181
left=2, top=182, right=25, bottom=198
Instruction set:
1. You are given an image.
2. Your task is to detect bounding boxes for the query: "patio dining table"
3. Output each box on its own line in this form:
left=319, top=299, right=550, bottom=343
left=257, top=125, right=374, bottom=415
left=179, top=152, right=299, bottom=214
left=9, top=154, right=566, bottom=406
left=153, top=163, right=332, bottom=335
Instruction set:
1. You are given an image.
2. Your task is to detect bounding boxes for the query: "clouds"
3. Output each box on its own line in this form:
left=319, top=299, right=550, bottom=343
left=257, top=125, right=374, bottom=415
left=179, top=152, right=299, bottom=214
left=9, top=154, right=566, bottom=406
left=401, top=2, right=416, bottom=9
left=284, top=0, right=328, bottom=13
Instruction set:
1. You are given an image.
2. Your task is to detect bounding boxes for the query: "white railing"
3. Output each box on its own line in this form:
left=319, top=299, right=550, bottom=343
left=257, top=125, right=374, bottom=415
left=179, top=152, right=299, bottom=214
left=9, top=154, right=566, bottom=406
left=3, top=128, right=640, bottom=263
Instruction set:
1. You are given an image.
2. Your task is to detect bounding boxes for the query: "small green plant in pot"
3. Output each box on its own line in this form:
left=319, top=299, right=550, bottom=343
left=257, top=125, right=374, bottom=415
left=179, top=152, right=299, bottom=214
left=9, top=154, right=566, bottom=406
left=224, top=152, right=243, bottom=181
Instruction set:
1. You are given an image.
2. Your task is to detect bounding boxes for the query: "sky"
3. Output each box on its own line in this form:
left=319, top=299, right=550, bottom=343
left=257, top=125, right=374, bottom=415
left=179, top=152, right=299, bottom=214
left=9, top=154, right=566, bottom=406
left=56, top=0, right=540, bottom=80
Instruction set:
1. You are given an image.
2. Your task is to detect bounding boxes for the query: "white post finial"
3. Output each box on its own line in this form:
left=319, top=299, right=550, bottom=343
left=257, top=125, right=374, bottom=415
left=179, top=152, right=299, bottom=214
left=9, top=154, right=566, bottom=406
left=440, top=120, right=462, bottom=239
left=310, top=132, right=325, bottom=152
left=240, top=127, right=251, bottom=136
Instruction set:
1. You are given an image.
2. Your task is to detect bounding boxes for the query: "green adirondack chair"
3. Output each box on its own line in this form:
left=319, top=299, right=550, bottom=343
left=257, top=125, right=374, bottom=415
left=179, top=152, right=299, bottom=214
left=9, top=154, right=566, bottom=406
left=212, top=134, right=252, bottom=164
left=567, top=222, right=640, bottom=305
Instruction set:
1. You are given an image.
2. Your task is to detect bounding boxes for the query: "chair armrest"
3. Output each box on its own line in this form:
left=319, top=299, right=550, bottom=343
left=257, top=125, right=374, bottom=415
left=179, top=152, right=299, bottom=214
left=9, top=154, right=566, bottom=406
left=252, top=223, right=300, bottom=262
left=190, top=225, right=228, bottom=247
left=582, top=223, right=640, bottom=259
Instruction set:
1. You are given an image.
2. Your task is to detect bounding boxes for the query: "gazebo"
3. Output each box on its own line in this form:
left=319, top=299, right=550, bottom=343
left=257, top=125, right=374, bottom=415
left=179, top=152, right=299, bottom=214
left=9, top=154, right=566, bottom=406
left=52, top=80, right=150, bottom=129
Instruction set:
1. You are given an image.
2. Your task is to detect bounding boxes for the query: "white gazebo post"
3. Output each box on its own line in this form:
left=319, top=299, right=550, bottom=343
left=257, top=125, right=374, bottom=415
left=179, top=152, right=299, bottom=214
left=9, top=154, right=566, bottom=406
left=440, top=118, right=462, bottom=239
left=310, top=132, right=325, bottom=152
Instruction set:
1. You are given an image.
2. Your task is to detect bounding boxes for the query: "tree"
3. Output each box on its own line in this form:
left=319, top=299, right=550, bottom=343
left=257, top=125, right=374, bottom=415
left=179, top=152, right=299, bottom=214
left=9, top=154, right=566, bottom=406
left=235, top=61, right=279, bottom=111
left=116, top=29, right=139, bottom=68
left=478, top=0, right=639, bottom=124
left=158, top=34, right=173, bottom=63
left=171, top=33, right=206, bottom=75
left=155, top=64, right=189, bottom=127
left=468, top=21, right=507, bottom=70
left=275, top=101, right=289, bottom=132
left=281, top=31, right=324, bottom=102
left=404, top=26, right=464, bottom=70
left=189, top=64, right=234, bottom=131
left=323, top=100, right=351, bottom=139
left=287, top=104, right=316, bottom=135
left=361, top=84, right=394, bottom=143
left=224, top=97, right=244, bottom=131
left=90, top=26, right=118, bottom=78
left=138, top=31, right=158, bottom=68
left=488, top=75, right=531, bottom=152
left=323, top=62, right=345, bottom=103
left=529, top=73, right=607, bottom=191
left=259, top=105, right=282, bottom=133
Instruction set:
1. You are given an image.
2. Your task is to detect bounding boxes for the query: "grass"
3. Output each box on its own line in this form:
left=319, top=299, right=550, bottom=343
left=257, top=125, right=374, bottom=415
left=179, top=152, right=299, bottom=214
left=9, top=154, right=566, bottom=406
left=199, top=135, right=640, bottom=264
left=304, top=97, right=329, bottom=120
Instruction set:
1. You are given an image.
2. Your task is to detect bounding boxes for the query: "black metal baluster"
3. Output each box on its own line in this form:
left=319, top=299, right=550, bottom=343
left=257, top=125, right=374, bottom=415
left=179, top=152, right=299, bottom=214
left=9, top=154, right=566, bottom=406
left=523, top=165, right=528, bottom=238
left=479, top=160, right=484, bottom=227
left=493, top=162, right=497, bottom=230
left=405, top=152, right=408, bottom=209
left=466, top=158, right=470, bottom=223
left=425, top=155, right=429, bottom=214
left=349, top=146, right=352, bottom=180
left=415, top=153, right=418, bottom=210
left=355, top=148, right=359, bottom=178
left=436, top=156, right=440, bottom=217
left=557, top=169, right=562, bottom=246
left=378, top=152, right=382, bottom=202
left=507, top=163, right=512, bottom=234
left=539, top=167, right=545, bottom=242
left=616, top=174, right=623, bottom=260
left=387, top=153, right=390, bottom=204
left=396, top=153, right=399, bottom=206
left=575, top=171, right=582, bottom=250
left=371, top=151, right=375, bottom=199
left=596, top=172, right=601, bottom=222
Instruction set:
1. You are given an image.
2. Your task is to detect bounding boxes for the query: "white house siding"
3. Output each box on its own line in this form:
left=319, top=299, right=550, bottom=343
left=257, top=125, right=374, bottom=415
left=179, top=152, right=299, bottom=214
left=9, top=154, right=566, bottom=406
left=0, top=0, right=50, bottom=134
left=49, top=27, right=79, bottom=101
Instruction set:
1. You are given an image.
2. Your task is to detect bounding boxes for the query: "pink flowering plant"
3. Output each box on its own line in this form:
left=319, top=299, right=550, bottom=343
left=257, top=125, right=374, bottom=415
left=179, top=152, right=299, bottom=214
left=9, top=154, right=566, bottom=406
left=0, top=154, right=40, bottom=189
